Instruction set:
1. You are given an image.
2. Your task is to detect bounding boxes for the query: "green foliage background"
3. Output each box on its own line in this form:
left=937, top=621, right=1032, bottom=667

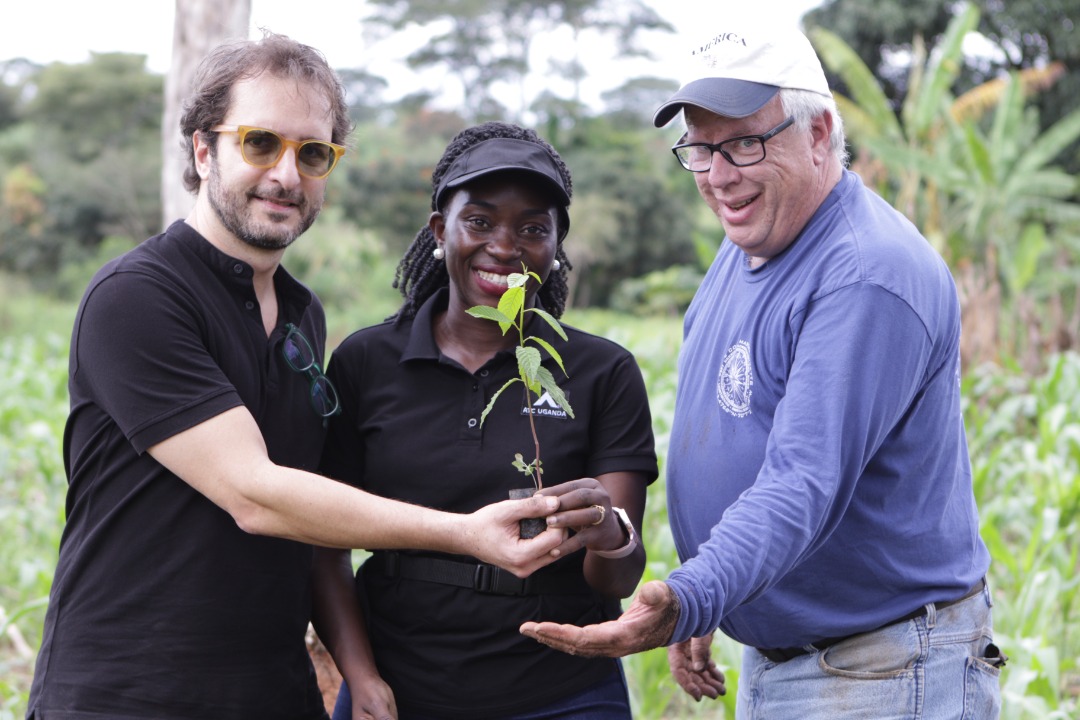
left=2, top=0, right=1080, bottom=717
left=3, top=277, right=1079, bottom=717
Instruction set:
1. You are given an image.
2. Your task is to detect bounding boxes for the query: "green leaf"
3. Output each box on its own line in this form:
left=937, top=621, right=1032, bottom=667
left=511, top=452, right=540, bottom=478
left=527, top=335, right=568, bottom=378
left=517, top=346, right=543, bottom=392
left=506, top=272, right=529, bottom=289
left=988, top=73, right=1024, bottom=172
left=913, top=4, right=979, bottom=134
left=479, top=377, right=519, bottom=426
left=497, top=285, right=526, bottom=334
left=466, top=305, right=515, bottom=333
left=1006, top=223, right=1047, bottom=295
left=1016, top=106, right=1080, bottom=177
left=962, top=123, right=994, bottom=184
left=536, top=366, right=574, bottom=418
left=526, top=307, right=568, bottom=341
left=809, top=27, right=901, bottom=143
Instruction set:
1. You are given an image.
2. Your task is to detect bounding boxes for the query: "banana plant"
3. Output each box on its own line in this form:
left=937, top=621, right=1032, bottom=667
left=809, top=3, right=1080, bottom=366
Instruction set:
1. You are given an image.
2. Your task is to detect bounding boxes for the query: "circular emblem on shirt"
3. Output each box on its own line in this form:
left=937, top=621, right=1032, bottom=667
left=717, top=340, right=753, bottom=418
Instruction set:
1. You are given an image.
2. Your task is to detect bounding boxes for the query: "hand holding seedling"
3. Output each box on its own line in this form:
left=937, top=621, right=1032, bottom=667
left=536, top=478, right=625, bottom=553
left=457, top=494, right=569, bottom=577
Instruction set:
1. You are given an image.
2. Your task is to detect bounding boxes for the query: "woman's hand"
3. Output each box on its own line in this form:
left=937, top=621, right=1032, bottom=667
left=346, top=670, right=398, bottom=720
left=537, top=472, right=646, bottom=597
left=537, top=478, right=626, bottom=553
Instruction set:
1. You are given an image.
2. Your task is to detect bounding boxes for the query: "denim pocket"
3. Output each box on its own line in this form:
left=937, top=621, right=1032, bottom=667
left=962, top=645, right=1004, bottom=720
left=818, top=622, right=922, bottom=679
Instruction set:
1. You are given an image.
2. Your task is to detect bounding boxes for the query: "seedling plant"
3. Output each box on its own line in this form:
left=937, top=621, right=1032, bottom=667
left=466, top=267, right=574, bottom=490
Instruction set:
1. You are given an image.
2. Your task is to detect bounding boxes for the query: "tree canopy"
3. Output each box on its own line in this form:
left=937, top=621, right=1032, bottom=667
left=363, top=0, right=673, bottom=122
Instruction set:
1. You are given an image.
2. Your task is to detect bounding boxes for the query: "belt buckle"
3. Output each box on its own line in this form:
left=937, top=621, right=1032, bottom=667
left=473, top=564, right=495, bottom=592
left=473, top=564, right=528, bottom=595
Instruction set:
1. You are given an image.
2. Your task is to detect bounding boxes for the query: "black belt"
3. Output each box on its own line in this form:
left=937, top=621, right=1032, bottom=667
left=757, top=579, right=986, bottom=664
left=367, top=551, right=592, bottom=596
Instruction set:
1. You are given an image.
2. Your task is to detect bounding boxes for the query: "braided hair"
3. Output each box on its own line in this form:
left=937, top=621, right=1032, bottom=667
left=391, top=121, right=574, bottom=321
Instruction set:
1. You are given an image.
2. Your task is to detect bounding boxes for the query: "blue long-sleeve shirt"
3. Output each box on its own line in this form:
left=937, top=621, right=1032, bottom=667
left=666, top=171, right=990, bottom=649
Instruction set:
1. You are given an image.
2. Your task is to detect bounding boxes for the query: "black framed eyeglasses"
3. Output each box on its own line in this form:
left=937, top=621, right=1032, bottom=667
left=281, top=323, right=341, bottom=420
left=672, top=116, right=795, bottom=172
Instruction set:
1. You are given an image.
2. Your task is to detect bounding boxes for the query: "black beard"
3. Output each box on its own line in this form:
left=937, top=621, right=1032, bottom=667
left=206, top=162, right=321, bottom=251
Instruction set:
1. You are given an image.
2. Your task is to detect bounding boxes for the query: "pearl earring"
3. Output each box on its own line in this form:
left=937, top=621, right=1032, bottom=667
left=552, top=259, right=561, bottom=271
left=433, top=247, right=445, bottom=260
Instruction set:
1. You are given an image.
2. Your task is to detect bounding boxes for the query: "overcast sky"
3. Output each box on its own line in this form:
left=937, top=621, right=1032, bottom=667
left=1, top=0, right=823, bottom=111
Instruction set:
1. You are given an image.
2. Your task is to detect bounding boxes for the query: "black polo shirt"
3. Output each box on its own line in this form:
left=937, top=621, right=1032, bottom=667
left=30, top=220, right=329, bottom=720
left=320, top=289, right=658, bottom=718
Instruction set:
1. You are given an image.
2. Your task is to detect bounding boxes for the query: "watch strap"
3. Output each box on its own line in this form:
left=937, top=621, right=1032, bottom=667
left=591, top=506, right=638, bottom=559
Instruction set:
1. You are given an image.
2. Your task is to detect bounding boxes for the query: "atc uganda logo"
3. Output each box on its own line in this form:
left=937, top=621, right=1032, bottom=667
left=717, top=340, right=753, bottom=418
left=521, top=391, right=571, bottom=419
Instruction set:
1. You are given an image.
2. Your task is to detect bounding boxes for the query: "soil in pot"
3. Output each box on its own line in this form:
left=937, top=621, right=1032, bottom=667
left=508, top=487, right=547, bottom=539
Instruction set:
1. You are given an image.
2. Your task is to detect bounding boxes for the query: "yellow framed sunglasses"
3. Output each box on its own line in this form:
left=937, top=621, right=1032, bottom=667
left=211, top=124, right=346, bottom=179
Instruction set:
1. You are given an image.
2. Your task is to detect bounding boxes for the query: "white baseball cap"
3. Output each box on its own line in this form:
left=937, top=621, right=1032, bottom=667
left=653, top=23, right=832, bottom=127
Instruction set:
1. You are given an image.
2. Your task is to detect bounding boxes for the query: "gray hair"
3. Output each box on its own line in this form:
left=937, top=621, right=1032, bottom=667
left=779, top=88, right=849, bottom=167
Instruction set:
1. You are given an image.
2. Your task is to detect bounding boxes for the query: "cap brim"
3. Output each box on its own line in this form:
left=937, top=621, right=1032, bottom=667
left=440, top=166, right=570, bottom=208
left=434, top=138, right=571, bottom=211
left=653, top=78, right=780, bottom=127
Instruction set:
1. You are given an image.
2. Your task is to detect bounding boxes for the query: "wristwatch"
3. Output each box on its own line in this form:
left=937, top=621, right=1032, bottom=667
left=592, top=506, right=638, bottom=559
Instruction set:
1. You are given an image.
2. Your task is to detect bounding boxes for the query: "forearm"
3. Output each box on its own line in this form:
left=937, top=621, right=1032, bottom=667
left=238, top=460, right=469, bottom=550
left=311, top=548, right=380, bottom=681
left=149, top=405, right=564, bottom=576
left=150, top=407, right=486, bottom=552
left=544, top=472, right=648, bottom=599
left=583, top=542, right=646, bottom=599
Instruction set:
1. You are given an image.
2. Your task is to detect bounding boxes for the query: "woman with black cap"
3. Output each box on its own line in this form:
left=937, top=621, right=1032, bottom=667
left=313, top=121, right=657, bottom=719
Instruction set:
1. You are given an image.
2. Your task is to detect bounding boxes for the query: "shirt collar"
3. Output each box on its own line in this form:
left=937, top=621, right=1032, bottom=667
left=167, top=219, right=314, bottom=322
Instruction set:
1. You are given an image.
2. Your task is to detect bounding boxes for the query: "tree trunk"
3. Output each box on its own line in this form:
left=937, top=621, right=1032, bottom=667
left=161, top=0, right=251, bottom=230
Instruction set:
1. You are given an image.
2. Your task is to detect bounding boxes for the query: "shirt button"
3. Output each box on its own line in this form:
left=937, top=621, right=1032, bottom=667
left=467, top=418, right=478, bottom=428
left=479, top=369, right=490, bottom=377
left=244, top=301, right=255, bottom=310
left=472, top=383, right=478, bottom=391
left=233, top=263, right=244, bottom=274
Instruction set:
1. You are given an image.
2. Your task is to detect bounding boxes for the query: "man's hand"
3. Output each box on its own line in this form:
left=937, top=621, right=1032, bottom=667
left=460, top=495, right=567, bottom=578
left=668, top=633, right=726, bottom=701
left=520, top=580, right=679, bottom=657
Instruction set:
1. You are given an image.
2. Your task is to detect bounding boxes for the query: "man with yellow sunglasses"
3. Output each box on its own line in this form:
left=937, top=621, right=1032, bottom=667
left=29, top=31, right=568, bottom=720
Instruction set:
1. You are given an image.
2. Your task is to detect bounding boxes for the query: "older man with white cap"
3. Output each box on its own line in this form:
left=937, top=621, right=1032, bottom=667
left=523, top=20, right=1005, bottom=719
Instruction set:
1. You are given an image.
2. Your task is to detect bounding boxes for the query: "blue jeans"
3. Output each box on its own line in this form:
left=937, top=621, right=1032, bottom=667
left=332, top=664, right=630, bottom=720
left=736, top=580, right=1003, bottom=719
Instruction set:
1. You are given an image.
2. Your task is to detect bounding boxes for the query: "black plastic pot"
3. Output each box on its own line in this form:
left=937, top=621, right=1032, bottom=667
left=508, top=487, right=547, bottom=539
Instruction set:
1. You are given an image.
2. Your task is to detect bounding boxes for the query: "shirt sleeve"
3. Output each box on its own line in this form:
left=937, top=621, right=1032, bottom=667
left=318, top=338, right=366, bottom=485
left=585, top=351, right=659, bottom=482
left=71, top=268, right=241, bottom=454
left=666, top=282, right=936, bottom=643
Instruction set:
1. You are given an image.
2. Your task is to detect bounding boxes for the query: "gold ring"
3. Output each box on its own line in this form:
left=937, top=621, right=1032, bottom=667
left=591, top=505, right=606, bottom=526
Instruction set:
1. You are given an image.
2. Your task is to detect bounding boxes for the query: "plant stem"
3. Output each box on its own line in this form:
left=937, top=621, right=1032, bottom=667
left=522, top=382, right=542, bottom=489
left=516, top=288, right=543, bottom=490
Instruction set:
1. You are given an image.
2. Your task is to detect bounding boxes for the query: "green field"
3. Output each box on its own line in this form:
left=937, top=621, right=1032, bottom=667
left=2, top=309, right=1078, bottom=718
